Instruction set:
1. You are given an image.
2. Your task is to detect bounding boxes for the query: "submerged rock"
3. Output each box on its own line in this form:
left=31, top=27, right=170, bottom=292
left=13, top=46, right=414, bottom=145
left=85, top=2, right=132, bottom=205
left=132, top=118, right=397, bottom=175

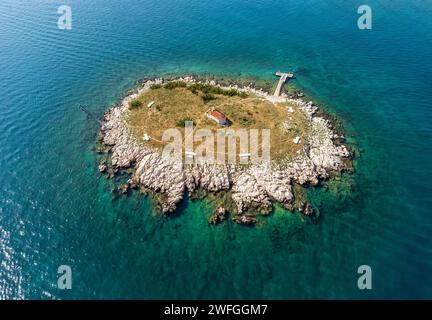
left=98, top=162, right=108, bottom=173
left=209, top=207, right=227, bottom=225
left=232, top=214, right=258, bottom=225
left=119, top=183, right=129, bottom=194
left=300, top=202, right=314, bottom=216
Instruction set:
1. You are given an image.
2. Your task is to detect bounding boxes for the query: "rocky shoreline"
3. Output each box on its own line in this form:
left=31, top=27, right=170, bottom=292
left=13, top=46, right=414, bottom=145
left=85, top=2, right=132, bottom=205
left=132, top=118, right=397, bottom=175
left=98, top=76, right=352, bottom=225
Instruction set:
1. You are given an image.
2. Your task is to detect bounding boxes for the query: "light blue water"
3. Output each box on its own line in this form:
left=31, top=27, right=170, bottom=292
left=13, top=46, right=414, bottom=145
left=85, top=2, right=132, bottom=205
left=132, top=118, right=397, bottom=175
left=0, top=0, right=431, bottom=299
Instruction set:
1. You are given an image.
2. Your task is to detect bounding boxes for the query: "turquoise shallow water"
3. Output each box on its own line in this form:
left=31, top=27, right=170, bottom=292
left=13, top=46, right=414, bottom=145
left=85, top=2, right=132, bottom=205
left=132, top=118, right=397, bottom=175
left=0, top=0, right=431, bottom=299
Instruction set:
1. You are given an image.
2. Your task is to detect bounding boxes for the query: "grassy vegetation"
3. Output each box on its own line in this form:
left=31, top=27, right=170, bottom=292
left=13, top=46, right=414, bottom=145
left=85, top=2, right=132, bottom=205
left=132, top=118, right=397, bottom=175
left=157, top=81, right=248, bottom=102
left=187, top=83, right=248, bottom=98
left=125, top=83, right=311, bottom=162
left=160, top=73, right=274, bottom=94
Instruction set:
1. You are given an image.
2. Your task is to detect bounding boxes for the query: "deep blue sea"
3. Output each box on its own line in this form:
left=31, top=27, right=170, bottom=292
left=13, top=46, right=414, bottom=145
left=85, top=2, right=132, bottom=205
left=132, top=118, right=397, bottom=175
left=0, top=0, right=431, bottom=299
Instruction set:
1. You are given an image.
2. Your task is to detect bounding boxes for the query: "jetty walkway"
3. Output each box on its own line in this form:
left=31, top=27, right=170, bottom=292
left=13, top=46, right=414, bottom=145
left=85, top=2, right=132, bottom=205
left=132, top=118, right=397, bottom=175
left=274, top=71, right=294, bottom=97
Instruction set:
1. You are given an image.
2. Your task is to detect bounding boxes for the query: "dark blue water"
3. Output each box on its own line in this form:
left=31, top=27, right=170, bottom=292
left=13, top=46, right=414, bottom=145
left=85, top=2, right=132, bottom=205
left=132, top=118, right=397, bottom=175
left=0, top=0, right=431, bottom=299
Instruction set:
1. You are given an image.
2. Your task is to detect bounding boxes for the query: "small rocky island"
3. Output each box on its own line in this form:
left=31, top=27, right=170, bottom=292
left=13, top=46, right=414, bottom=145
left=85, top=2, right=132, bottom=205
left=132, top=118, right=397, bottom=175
left=97, top=74, right=352, bottom=225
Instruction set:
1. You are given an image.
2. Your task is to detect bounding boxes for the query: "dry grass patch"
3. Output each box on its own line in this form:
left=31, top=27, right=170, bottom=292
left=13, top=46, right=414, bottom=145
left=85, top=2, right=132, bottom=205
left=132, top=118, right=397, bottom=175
left=125, top=86, right=311, bottom=162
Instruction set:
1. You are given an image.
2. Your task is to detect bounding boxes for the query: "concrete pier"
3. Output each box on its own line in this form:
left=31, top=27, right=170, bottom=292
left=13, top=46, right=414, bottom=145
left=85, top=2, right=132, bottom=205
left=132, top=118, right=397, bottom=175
left=274, top=71, right=294, bottom=97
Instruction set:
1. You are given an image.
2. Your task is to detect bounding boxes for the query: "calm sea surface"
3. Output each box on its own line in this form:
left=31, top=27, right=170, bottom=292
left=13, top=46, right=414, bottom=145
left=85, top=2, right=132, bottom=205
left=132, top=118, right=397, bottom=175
left=0, top=0, right=431, bottom=299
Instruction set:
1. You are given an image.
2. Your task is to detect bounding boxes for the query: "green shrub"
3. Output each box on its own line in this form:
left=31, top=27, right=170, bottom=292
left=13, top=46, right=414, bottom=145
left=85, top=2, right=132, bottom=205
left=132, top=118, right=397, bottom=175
left=202, top=93, right=216, bottom=103
left=209, top=86, right=225, bottom=95
left=150, top=84, right=162, bottom=90
left=176, top=117, right=195, bottom=127
left=129, top=99, right=142, bottom=109
left=239, top=117, right=253, bottom=126
left=163, top=81, right=187, bottom=90
left=187, top=83, right=209, bottom=94
left=222, top=88, right=247, bottom=98
left=225, top=89, right=238, bottom=96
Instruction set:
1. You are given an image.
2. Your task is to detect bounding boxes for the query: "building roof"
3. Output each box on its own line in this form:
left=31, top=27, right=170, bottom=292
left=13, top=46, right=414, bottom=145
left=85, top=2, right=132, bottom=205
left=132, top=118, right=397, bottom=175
left=210, top=110, right=226, bottom=120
